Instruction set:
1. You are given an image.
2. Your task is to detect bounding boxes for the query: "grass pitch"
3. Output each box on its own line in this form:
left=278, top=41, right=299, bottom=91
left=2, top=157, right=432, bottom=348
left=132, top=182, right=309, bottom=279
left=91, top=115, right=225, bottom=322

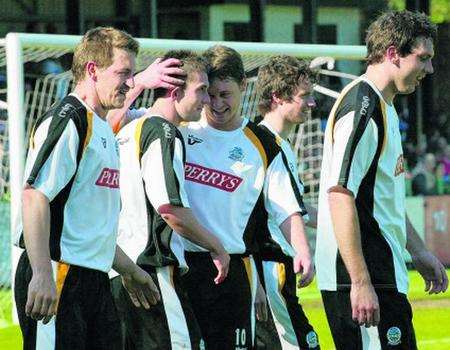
left=1, top=270, right=449, bottom=349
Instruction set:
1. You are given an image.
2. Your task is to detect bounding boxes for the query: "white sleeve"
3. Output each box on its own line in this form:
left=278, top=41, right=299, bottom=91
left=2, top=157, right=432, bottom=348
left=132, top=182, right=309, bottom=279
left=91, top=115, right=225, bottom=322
left=263, top=153, right=304, bottom=226
left=27, top=118, right=79, bottom=201
left=329, top=111, right=378, bottom=195
left=141, top=136, right=189, bottom=211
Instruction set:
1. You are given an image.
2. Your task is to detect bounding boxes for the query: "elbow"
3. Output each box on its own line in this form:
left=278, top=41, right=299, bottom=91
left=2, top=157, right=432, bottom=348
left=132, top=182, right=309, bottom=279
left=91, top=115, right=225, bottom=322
left=158, top=204, right=189, bottom=234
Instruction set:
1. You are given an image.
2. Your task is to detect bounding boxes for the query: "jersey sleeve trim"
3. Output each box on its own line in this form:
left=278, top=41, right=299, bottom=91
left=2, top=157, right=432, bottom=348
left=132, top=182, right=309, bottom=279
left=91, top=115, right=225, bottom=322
left=244, top=126, right=268, bottom=170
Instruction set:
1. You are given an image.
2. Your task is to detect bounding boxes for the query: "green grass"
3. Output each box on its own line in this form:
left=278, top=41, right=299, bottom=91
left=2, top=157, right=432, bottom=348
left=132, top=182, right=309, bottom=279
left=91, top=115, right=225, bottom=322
left=1, top=271, right=449, bottom=350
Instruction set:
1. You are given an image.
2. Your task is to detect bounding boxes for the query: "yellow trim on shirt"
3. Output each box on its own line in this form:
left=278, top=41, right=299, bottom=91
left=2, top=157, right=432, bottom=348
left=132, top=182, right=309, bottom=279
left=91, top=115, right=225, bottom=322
left=244, top=127, right=268, bottom=170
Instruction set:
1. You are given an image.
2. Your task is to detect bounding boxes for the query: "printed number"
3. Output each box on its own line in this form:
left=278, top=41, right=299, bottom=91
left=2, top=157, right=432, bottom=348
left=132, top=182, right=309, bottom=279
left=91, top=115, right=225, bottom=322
left=235, top=328, right=246, bottom=346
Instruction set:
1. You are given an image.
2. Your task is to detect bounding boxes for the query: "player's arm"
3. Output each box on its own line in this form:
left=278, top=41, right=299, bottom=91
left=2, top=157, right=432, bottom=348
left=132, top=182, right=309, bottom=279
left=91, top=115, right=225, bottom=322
left=328, top=108, right=380, bottom=327
left=142, top=129, right=229, bottom=284
left=22, top=186, right=56, bottom=324
left=405, top=215, right=448, bottom=294
left=107, top=58, right=186, bottom=132
left=22, top=115, right=80, bottom=324
left=279, top=213, right=314, bottom=287
left=159, top=205, right=229, bottom=284
left=264, top=153, right=314, bottom=287
left=112, top=246, right=160, bottom=308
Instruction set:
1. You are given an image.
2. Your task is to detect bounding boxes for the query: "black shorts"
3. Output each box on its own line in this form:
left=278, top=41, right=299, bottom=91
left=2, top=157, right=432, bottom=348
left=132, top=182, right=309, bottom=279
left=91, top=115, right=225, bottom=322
left=183, top=252, right=257, bottom=350
left=321, top=290, right=416, bottom=350
left=110, top=265, right=201, bottom=350
left=256, top=259, right=319, bottom=350
left=14, top=250, right=121, bottom=350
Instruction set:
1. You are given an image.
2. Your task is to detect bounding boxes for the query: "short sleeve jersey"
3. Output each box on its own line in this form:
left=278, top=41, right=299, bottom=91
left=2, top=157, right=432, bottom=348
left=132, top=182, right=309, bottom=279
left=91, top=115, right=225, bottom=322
left=178, top=118, right=301, bottom=255
left=315, top=77, right=408, bottom=293
left=13, top=94, right=120, bottom=273
left=113, top=114, right=189, bottom=276
left=257, top=120, right=308, bottom=260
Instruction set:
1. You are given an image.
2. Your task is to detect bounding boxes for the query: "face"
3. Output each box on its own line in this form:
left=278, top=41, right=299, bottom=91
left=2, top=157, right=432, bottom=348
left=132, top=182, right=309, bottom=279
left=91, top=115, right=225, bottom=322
left=204, top=78, right=244, bottom=131
left=394, top=37, right=434, bottom=95
left=95, top=48, right=136, bottom=111
left=175, top=71, right=210, bottom=122
left=278, top=82, right=316, bottom=125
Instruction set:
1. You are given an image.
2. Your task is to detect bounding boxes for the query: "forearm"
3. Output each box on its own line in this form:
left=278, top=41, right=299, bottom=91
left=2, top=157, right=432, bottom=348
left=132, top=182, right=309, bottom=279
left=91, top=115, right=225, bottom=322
left=280, top=213, right=311, bottom=258
left=160, top=206, right=226, bottom=255
left=405, top=214, right=427, bottom=256
left=304, top=203, right=317, bottom=229
left=112, top=245, right=139, bottom=277
left=22, top=188, right=52, bottom=273
left=328, top=190, right=371, bottom=285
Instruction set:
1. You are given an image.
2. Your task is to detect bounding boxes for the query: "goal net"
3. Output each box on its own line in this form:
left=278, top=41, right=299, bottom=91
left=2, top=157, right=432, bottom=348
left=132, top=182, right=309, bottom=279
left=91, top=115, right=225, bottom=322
left=0, top=33, right=365, bottom=326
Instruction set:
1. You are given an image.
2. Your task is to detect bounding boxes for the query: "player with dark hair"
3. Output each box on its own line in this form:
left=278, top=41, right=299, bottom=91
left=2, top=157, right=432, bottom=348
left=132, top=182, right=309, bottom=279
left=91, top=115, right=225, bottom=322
left=110, top=49, right=230, bottom=349
left=316, top=11, right=448, bottom=349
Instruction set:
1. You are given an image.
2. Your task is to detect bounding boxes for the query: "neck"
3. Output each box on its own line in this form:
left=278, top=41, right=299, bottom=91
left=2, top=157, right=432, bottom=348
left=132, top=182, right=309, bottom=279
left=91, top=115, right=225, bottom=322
left=148, top=98, right=181, bottom=126
left=73, top=83, right=107, bottom=120
left=365, top=64, right=397, bottom=104
left=263, top=110, right=294, bottom=139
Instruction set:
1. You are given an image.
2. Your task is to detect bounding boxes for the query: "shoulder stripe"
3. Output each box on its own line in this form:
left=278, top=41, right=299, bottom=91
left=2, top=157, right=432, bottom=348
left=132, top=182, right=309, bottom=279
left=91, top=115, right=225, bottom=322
left=244, top=126, right=268, bottom=170
left=329, top=78, right=362, bottom=143
left=134, top=117, right=147, bottom=159
left=380, top=101, right=388, bottom=155
left=82, top=111, right=93, bottom=153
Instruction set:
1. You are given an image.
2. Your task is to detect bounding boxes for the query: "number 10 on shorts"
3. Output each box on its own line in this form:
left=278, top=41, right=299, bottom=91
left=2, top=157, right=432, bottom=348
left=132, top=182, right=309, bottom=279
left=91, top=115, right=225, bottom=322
left=235, top=328, right=247, bottom=349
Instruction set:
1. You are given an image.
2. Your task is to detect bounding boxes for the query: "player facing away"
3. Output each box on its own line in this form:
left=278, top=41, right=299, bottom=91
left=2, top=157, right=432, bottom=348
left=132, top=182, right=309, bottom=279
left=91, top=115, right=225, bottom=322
left=176, top=45, right=311, bottom=350
left=315, top=10, right=448, bottom=350
left=110, top=50, right=230, bottom=350
left=13, top=27, right=161, bottom=350
left=254, top=55, right=319, bottom=350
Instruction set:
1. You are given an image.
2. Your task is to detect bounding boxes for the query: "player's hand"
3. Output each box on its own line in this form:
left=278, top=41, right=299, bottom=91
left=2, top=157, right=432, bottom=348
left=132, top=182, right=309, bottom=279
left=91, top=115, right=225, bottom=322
left=350, top=281, right=380, bottom=327
left=135, top=58, right=186, bottom=90
left=121, top=266, right=161, bottom=309
left=255, top=279, right=268, bottom=322
left=26, top=269, right=58, bottom=324
left=411, top=249, right=448, bottom=294
left=210, top=250, right=230, bottom=284
left=294, top=253, right=315, bottom=288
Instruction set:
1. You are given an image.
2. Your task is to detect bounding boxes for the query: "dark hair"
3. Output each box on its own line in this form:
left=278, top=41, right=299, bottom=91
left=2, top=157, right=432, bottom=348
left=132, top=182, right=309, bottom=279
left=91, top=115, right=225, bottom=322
left=153, top=50, right=210, bottom=100
left=257, top=55, right=316, bottom=115
left=366, top=10, right=437, bottom=65
left=202, top=45, right=245, bottom=85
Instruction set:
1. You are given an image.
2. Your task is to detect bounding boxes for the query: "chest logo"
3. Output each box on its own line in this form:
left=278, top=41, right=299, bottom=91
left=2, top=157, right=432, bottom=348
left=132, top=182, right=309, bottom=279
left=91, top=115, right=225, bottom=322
left=185, top=163, right=243, bottom=192
left=188, top=134, right=203, bottom=145
left=394, top=154, right=404, bottom=176
left=101, top=137, right=107, bottom=148
left=95, top=168, right=120, bottom=189
left=229, top=147, right=244, bottom=161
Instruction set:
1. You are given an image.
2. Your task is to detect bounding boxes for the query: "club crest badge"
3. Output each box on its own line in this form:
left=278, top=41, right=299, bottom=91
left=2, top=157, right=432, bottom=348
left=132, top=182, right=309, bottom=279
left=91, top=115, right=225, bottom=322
left=387, top=326, right=402, bottom=346
left=229, top=147, right=244, bottom=161
left=306, top=331, right=318, bottom=348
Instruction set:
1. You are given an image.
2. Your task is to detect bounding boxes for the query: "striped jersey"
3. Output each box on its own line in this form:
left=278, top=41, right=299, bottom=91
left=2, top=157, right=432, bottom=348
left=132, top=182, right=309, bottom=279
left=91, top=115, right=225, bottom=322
left=316, top=76, right=408, bottom=293
left=257, top=120, right=308, bottom=260
left=13, top=94, right=120, bottom=273
left=112, top=114, right=189, bottom=276
left=179, top=118, right=302, bottom=255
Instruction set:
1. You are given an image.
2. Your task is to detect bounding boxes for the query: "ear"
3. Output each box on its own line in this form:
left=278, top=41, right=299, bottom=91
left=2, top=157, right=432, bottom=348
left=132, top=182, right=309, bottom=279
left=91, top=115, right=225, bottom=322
left=169, top=86, right=181, bottom=101
left=271, top=92, right=283, bottom=105
left=386, top=46, right=400, bottom=65
left=86, top=61, right=97, bottom=82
